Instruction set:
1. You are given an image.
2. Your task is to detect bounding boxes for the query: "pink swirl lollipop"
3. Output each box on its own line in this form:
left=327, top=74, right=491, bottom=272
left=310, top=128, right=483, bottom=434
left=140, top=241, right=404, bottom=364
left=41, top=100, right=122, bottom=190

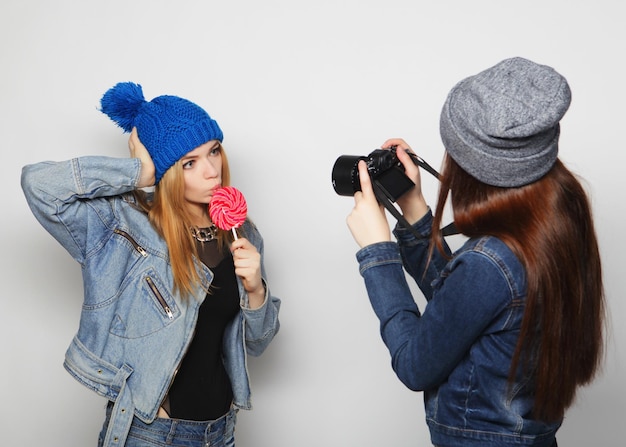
left=209, top=186, right=247, bottom=239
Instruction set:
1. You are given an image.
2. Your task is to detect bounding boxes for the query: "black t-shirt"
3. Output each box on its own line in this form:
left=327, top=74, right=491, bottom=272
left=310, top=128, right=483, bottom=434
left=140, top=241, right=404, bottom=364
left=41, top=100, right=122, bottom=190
left=166, top=239, right=240, bottom=420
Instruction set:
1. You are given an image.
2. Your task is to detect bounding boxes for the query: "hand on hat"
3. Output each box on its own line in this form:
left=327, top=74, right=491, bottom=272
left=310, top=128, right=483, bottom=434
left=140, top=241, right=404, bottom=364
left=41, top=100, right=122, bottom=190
left=381, top=138, right=429, bottom=225
left=128, top=128, right=156, bottom=188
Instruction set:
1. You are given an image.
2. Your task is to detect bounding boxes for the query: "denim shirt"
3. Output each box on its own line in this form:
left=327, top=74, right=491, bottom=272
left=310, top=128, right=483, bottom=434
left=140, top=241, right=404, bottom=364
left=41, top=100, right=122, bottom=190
left=21, top=156, right=281, bottom=447
left=356, top=210, right=560, bottom=447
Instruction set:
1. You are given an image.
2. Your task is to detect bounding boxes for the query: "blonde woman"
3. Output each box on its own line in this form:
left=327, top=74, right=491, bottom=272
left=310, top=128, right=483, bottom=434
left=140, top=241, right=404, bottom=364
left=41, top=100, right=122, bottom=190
left=21, top=82, right=281, bottom=447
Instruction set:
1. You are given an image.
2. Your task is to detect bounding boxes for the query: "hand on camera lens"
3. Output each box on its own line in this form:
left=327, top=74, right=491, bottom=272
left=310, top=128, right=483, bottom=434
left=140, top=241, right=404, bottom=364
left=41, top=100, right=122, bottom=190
left=347, top=161, right=391, bottom=248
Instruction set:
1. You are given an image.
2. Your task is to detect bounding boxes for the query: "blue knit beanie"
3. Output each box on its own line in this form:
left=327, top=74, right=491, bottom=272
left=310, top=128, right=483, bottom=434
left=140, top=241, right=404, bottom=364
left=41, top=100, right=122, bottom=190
left=440, top=57, right=571, bottom=187
left=100, top=82, right=223, bottom=183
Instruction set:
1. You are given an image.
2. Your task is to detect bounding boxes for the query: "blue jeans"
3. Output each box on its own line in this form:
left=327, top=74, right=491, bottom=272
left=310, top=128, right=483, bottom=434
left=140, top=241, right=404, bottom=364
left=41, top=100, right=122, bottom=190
left=98, top=403, right=237, bottom=447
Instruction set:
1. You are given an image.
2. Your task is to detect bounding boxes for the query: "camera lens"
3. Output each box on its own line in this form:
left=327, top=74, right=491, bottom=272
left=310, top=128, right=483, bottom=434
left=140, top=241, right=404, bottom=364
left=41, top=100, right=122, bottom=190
left=331, top=155, right=365, bottom=196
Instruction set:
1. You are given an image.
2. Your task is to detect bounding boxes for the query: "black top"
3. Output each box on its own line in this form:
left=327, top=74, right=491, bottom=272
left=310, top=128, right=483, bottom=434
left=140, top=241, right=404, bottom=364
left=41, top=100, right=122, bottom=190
left=166, top=239, right=240, bottom=420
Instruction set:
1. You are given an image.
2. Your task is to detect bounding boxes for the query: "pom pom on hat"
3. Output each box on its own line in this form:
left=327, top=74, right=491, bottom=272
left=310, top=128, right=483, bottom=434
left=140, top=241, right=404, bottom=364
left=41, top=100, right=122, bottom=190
left=100, top=82, right=223, bottom=183
left=439, top=57, right=571, bottom=187
left=100, top=82, right=146, bottom=132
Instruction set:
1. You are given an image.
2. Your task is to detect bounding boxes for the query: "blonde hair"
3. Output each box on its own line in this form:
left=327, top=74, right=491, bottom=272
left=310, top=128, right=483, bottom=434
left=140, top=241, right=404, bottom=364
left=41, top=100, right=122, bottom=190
left=135, top=143, right=233, bottom=299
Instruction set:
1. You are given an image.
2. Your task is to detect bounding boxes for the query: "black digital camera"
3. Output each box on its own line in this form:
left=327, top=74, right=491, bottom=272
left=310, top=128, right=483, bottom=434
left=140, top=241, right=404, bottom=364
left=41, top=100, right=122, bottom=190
left=331, top=146, right=415, bottom=202
left=331, top=146, right=457, bottom=238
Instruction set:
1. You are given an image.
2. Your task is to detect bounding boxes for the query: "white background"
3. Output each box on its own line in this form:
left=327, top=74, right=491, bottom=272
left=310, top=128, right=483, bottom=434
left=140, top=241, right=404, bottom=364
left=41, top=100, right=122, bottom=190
left=2, top=1, right=624, bottom=446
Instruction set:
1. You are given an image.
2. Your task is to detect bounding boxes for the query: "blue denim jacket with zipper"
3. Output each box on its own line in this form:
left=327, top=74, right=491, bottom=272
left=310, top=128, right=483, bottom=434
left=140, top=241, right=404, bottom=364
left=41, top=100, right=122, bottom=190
left=355, top=210, right=560, bottom=447
left=21, top=156, right=281, bottom=447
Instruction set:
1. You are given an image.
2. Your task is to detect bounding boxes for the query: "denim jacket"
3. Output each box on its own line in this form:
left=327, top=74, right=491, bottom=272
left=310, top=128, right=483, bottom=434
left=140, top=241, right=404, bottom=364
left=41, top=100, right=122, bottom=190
left=356, top=210, right=560, bottom=447
left=21, top=156, right=281, bottom=447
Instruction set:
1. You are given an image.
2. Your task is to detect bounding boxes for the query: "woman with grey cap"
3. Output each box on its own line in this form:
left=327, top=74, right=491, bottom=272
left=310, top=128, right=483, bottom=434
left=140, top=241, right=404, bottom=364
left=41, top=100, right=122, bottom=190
left=346, top=57, right=605, bottom=446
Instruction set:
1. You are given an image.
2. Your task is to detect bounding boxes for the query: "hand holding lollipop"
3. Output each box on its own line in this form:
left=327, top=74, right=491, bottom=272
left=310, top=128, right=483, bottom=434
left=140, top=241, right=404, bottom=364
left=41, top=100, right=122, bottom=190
left=209, top=186, right=248, bottom=240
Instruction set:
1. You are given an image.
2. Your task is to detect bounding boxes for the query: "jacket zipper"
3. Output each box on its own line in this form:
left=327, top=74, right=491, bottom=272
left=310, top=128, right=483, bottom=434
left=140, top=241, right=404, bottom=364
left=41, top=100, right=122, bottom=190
left=113, top=228, right=148, bottom=257
left=113, top=228, right=172, bottom=319
left=113, top=227, right=187, bottom=415
left=145, top=277, right=174, bottom=320
left=159, top=303, right=202, bottom=415
left=160, top=268, right=215, bottom=411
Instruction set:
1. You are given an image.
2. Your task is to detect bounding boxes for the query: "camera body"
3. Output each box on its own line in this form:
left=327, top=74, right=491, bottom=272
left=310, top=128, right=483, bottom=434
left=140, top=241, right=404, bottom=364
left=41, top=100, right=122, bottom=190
left=331, top=146, right=415, bottom=202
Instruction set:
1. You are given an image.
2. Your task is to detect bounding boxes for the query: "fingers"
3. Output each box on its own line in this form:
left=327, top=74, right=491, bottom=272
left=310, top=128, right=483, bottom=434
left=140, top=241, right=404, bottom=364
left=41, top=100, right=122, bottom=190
left=231, top=238, right=261, bottom=269
left=129, top=127, right=156, bottom=187
left=356, top=160, right=374, bottom=198
left=347, top=163, right=392, bottom=247
left=230, top=238, right=260, bottom=271
left=381, top=138, right=411, bottom=151
left=128, top=129, right=138, bottom=158
left=230, top=237, right=250, bottom=252
left=379, top=138, right=418, bottom=179
left=395, top=144, right=420, bottom=179
left=230, top=237, right=263, bottom=294
left=380, top=138, right=421, bottom=185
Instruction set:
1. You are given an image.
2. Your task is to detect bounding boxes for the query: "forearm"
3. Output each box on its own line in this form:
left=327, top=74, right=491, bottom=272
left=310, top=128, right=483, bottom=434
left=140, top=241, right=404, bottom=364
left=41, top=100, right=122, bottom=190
left=243, top=284, right=281, bottom=356
left=357, top=242, right=445, bottom=389
left=357, top=240, right=515, bottom=391
left=245, top=279, right=267, bottom=310
left=22, top=157, right=141, bottom=206
left=21, top=156, right=142, bottom=260
left=399, top=195, right=429, bottom=226
left=393, top=209, right=451, bottom=300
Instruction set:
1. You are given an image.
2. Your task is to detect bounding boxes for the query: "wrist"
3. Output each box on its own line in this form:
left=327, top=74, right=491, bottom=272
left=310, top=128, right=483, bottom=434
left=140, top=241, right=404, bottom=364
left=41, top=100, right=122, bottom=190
left=246, top=282, right=266, bottom=309
left=400, top=197, right=429, bottom=226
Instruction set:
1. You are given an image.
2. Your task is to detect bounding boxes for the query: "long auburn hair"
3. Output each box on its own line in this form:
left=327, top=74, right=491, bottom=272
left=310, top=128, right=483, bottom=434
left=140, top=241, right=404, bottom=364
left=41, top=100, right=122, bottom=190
left=431, top=154, right=605, bottom=422
left=134, top=143, right=233, bottom=299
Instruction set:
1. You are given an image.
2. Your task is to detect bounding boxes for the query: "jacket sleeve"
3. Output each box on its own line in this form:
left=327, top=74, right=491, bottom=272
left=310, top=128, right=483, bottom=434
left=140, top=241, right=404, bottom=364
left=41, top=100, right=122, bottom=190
left=392, top=209, right=452, bottom=300
left=356, top=241, right=511, bottom=391
left=21, top=156, right=142, bottom=264
left=240, top=222, right=281, bottom=357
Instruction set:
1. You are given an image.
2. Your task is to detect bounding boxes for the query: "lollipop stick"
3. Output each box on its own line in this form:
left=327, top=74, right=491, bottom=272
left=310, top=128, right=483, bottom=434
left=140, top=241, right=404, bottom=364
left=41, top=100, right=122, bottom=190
left=232, top=227, right=238, bottom=240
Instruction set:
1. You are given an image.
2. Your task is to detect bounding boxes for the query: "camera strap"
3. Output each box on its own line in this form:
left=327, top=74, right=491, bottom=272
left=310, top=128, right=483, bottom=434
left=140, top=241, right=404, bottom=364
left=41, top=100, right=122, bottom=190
left=372, top=152, right=459, bottom=239
left=411, top=154, right=442, bottom=180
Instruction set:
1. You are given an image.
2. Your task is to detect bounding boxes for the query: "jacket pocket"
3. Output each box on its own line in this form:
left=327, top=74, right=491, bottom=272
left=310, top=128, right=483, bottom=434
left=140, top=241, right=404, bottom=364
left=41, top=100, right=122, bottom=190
left=109, top=268, right=179, bottom=339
